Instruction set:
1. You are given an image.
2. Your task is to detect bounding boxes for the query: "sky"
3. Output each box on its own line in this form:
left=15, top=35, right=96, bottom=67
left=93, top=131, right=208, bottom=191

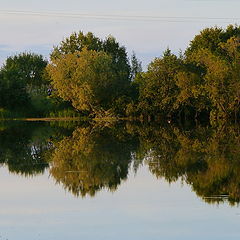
left=0, top=0, right=240, bottom=67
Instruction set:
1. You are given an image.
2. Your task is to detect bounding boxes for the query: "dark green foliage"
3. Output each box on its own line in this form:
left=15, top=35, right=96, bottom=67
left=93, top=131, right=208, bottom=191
left=0, top=69, right=30, bottom=109
left=3, top=52, right=48, bottom=86
left=135, top=49, right=183, bottom=118
left=0, top=122, right=51, bottom=176
left=130, top=52, right=142, bottom=81
left=0, top=52, right=48, bottom=113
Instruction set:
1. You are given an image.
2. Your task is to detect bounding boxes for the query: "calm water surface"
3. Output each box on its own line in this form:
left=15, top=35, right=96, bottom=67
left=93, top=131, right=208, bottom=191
left=0, top=121, right=239, bottom=240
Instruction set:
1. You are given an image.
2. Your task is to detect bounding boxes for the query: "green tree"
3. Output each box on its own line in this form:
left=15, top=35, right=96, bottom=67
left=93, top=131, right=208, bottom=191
left=51, top=32, right=131, bottom=81
left=51, top=32, right=102, bottom=59
left=0, top=69, right=29, bottom=109
left=186, top=25, right=240, bottom=58
left=130, top=52, right=142, bottom=81
left=2, top=52, right=48, bottom=89
left=175, top=70, right=210, bottom=119
left=178, top=25, right=240, bottom=122
left=48, top=32, right=133, bottom=117
left=136, top=49, right=183, bottom=118
left=48, top=48, right=121, bottom=116
left=184, top=37, right=240, bottom=121
left=0, top=52, right=48, bottom=111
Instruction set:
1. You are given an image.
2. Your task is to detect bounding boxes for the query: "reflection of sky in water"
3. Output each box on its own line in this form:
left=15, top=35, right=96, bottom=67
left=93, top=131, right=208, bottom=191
left=0, top=166, right=239, bottom=240
left=1, top=0, right=240, bottom=67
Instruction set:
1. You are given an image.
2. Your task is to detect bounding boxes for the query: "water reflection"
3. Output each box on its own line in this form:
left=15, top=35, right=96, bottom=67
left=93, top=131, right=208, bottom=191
left=0, top=122, right=51, bottom=176
left=134, top=124, right=240, bottom=205
left=0, top=121, right=74, bottom=176
left=0, top=121, right=240, bottom=205
left=49, top=124, right=139, bottom=197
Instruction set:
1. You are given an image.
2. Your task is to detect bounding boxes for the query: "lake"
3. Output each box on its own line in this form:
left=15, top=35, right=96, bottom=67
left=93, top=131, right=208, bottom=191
left=0, top=121, right=239, bottom=240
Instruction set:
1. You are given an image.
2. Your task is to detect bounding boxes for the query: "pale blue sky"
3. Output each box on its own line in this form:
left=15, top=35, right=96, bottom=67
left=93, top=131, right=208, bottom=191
left=0, top=0, right=240, bottom=66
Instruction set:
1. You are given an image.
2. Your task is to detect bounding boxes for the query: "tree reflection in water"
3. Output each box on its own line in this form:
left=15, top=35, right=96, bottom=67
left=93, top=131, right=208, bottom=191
left=49, top=124, right=139, bottom=197
left=0, top=121, right=73, bottom=176
left=0, top=122, right=52, bottom=176
left=136, top=124, right=240, bottom=205
left=1, top=121, right=240, bottom=205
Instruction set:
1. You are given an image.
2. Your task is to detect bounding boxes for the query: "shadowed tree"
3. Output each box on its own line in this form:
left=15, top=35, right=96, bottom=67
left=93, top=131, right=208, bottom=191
left=0, top=52, right=48, bottom=112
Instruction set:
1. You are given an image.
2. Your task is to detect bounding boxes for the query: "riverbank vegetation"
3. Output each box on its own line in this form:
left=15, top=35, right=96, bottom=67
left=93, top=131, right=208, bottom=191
left=1, top=25, right=240, bottom=123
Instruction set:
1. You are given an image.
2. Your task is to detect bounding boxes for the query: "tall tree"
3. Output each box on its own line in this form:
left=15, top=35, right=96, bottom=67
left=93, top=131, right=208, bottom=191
left=48, top=32, right=132, bottom=116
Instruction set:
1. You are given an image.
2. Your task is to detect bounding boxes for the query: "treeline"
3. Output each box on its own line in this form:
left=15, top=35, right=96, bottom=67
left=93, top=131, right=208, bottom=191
left=1, top=25, right=240, bottom=122
left=133, top=24, right=240, bottom=123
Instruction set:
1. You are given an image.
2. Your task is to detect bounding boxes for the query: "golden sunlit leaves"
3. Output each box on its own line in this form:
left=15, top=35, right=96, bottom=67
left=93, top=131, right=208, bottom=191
left=47, top=48, right=115, bottom=114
